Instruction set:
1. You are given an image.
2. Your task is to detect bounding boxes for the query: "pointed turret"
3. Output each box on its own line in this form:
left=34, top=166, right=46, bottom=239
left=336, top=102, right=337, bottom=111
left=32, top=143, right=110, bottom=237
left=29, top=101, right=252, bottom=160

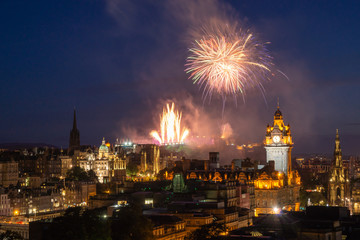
left=334, top=129, right=342, bottom=167
left=274, top=107, right=283, bottom=120
left=69, top=108, right=80, bottom=153
left=274, top=98, right=283, bottom=120
left=73, top=108, right=77, bottom=130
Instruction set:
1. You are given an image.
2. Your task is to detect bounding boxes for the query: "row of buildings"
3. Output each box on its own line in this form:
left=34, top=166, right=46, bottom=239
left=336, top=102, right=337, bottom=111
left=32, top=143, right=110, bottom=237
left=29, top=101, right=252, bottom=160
left=1, top=106, right=359, bottom=239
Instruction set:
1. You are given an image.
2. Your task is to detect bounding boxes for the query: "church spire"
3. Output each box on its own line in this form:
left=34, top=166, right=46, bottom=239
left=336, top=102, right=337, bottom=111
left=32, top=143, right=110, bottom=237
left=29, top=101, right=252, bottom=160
left=73, top=108, right=77, bottom=130
left=334, top=129, right=342, bottom=167
left=69, top=108, right=80, bottom=153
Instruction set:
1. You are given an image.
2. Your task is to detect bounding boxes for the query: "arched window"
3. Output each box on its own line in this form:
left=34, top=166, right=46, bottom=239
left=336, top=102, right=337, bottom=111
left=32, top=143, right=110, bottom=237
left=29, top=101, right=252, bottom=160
left=337, top=187, right=341, bottom=199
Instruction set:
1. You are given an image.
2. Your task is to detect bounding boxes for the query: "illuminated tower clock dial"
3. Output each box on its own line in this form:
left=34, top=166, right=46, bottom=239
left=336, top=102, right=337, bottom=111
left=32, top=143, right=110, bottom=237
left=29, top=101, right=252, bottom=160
left=273, top=135, right=280, bottom=143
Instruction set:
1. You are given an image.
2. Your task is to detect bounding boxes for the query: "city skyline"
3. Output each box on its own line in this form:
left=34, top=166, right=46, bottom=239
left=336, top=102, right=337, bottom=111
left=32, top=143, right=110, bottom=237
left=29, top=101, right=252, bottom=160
left=1, top=2, right=360, bottom=239
left=1, top=0, right=360, bottom=155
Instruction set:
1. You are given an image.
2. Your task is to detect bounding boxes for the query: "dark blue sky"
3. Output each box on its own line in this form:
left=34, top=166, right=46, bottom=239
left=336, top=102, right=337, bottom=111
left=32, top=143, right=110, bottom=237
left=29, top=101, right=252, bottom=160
left=1, top=0, right=360, bottom=155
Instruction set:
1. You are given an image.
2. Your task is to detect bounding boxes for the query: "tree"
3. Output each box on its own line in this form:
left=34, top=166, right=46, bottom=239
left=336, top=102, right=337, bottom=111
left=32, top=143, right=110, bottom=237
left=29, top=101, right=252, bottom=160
left=0, top=231, right=24, bottom=240
left=185, top=222, right=227, bottom=240
left=111, top=204, right=155, bottom=240
left=41, top=207, right=111, bottom=240
left=126, top=161, right=139, bottom=176
left=300, top=189, right=328, bottom=206
left=66, top=166, right=89, bottom=181
left=66, top=167, right=97, bottom=182
left=156, top=168, right=169, bottom=180
left=88, top=169, right=98, bottom=182
left=81, top=208, right=111, bottom=240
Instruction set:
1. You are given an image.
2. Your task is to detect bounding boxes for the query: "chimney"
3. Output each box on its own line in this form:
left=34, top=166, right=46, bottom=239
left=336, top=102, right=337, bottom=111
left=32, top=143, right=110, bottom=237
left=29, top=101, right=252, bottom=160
left=209, top=152, right=219, bottom=163
left=269, top=160, right=275, bottom=172
left=209, top=152, right=220, bottom=169
left=182, top=158, right=191, bottom=172
left=204, top=160, right=209, bottom=172
left=254, top=160, right=259, bottom=171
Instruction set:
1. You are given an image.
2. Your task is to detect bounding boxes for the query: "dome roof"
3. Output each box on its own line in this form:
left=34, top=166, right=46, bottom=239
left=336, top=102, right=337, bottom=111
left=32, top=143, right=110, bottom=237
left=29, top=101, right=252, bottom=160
left=99, top=137, right=109, bottom=152
left=99, top=144, right=108, bottom=151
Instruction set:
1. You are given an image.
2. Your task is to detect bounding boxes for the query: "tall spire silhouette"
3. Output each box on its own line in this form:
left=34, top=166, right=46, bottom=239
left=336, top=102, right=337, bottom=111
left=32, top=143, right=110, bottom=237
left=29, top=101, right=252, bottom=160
left=69, top=108, right=80, bottom=153
left=73, top=108, right=77, bottom=130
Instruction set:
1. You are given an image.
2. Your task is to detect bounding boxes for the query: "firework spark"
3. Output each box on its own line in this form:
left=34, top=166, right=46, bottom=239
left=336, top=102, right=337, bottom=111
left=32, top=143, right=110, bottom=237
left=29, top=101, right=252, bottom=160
left=220, top=123, right=233, bottom=140
left=186, top=27, right=273, bottom=101
left=150, top=103, right=189, bottom=145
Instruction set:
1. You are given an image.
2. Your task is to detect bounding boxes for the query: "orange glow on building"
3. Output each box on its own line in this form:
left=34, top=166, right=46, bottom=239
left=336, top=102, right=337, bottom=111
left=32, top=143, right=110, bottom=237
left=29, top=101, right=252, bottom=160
left=254, top=172, right=284, bottom=189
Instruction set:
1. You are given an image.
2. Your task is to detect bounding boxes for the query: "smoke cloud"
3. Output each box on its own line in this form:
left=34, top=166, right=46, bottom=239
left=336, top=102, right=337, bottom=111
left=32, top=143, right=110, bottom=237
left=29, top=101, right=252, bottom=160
left=105, top=0, right=358, bottom=161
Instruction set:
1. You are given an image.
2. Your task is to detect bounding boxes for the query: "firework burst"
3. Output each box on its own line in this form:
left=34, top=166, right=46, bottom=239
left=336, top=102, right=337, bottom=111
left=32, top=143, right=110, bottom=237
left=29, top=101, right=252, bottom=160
left=150, top=103, right=189, bottom=145
left=186, top=26, right=273, bottom=101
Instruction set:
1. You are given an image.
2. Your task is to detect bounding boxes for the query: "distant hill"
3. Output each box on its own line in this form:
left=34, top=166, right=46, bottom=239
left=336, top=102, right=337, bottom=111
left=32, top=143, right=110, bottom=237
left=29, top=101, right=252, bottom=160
left=0, top=143, right=58, bottom=150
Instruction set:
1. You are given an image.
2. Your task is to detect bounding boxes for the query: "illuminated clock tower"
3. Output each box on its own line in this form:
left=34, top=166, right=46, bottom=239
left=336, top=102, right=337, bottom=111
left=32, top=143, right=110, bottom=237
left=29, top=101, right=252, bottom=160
left=265, top=104, right=293, bottom=175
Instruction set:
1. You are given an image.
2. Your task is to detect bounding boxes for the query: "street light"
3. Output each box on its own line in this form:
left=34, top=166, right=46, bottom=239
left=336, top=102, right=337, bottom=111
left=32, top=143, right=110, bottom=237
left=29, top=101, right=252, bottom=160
left=273, top=207, right=280, bottom=214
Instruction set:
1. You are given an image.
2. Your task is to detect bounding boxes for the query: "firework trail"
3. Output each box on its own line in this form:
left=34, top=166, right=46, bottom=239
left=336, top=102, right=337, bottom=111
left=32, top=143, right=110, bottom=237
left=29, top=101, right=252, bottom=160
left=150, top=102, right=189, bottom=145
left=185, top=25, right=274, bottom=103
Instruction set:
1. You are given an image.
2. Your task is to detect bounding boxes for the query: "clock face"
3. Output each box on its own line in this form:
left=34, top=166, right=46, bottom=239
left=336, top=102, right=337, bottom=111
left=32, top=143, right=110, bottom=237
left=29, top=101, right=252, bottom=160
left=273, top=136, right=281, bottom=143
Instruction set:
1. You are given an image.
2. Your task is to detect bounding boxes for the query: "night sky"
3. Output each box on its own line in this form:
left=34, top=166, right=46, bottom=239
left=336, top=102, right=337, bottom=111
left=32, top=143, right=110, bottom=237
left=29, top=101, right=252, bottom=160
left=1, top=0, right=360, bottom=155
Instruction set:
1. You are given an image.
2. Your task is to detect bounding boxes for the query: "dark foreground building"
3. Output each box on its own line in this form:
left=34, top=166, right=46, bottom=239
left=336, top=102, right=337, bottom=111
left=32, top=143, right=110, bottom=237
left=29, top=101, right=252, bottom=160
left=232, top=206, right=360, bottom=240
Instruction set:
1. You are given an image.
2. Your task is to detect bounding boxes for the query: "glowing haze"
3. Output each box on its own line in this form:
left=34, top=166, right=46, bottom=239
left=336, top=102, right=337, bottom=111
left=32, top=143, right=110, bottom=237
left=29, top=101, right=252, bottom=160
left=150, top=103, right=189, bottom=145
left=186, top=25, right=273, bottom=102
